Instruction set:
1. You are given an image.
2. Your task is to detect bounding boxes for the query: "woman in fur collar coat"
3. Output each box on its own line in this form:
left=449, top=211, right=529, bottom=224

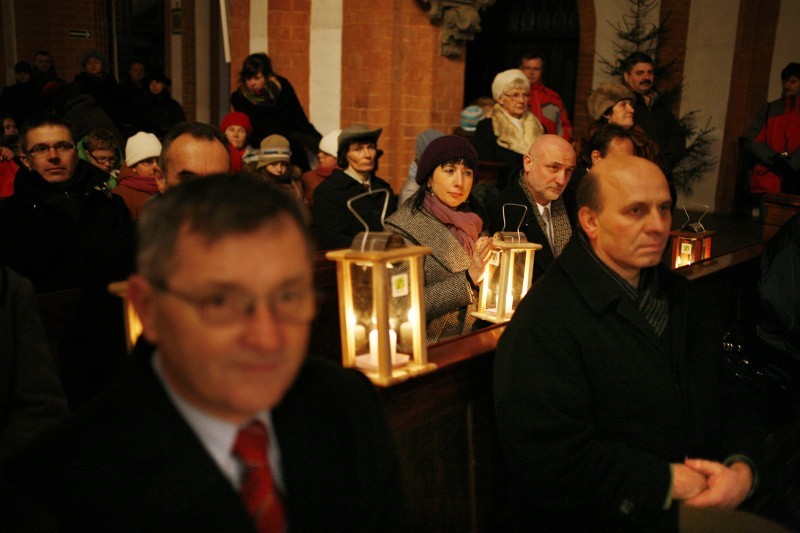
left=474, top=69, right=545, bottom=173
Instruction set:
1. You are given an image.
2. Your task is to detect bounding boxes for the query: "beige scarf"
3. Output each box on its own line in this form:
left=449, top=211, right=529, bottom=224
left=491, top=104, right=545, bottom=155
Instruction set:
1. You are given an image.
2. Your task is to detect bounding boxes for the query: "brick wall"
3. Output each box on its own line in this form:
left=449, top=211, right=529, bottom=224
left=12, top=0, right=107, bottom=84
left=572, top=0, right=596, bottom=140
left=341, top=0, right=465, bottom=190
left=658, top=0, right=690, bottom=115
left=181, top=0, right=197, bottom=121
left=268, top=0, right=311, bottom=116
left=229, top=0, right=250, bottom=95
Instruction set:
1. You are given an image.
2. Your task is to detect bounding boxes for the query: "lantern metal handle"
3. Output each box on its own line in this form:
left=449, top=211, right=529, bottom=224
left=347, top=188, right=392, bottom=252
left=680, top=203, right=709, bottom=233
left=501, top=203, right=528, bottom=241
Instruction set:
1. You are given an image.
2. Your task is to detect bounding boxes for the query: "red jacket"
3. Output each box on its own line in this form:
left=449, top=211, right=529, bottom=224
left=528, top=83, right=572, bottom=142
left=0, top=159, right=18, bottom=198
left=747, top=96, right=800, bottom=194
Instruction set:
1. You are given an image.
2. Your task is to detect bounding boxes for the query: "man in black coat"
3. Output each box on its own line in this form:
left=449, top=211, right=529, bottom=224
left=0, top=114, right=133, bottom=291
left=622, top=52, right=686, bottom=200
left=494, top=155, right=759, bottom=531
left=0, top=114, right=135, bottom=406
left=3, top=175, right=408, bottom=531
left=486, top=134, right=577, bottom=283
left=312, top=124, right=397, bottom=250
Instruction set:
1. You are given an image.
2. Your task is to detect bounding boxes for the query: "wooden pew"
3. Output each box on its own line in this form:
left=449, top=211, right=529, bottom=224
left=761, top=193, right=800, bottom=240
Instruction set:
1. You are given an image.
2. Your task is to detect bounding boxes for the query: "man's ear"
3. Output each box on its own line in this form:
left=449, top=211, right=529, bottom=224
left=522, top=153, right=533, bottom=173
left=578, top=205, right=598, bottom=241
left=21, top=155, right=32, bottom=170
left=126, top=274, right=160, bottom=345
left=590, top=150, right=602, bottom=166
left=622, top=70, right=632, bottom=87
left=154, top=171, right=167, bottom=193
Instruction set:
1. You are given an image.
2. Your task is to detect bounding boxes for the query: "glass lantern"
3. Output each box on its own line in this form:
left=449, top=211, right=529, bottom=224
left=325, top=237, right=435, bottom=386
left=670, top=204, right=715, bottom=269
left=108, top=280, right=143, bottom=351
left=325, top=189, right=436, bottom=386
left=471, top=232, right=542, bottom=323
left=472, top=203, right=542, bottom=323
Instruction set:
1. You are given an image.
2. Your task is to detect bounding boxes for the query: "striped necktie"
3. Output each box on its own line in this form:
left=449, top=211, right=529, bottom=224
left=542, top=205, right=555, bottom=249
left=232, top=420, right=286, bottom=533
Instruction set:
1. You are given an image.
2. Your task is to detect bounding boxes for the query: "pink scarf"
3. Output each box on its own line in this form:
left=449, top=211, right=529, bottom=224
left=422, top=191, right=482, bottom=255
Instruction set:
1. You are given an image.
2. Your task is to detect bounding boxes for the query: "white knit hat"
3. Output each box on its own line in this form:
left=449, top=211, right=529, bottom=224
left=125, top=132, right=162, bottom=167
left=319, top=129, right=341, bottom=157
left=491, top=69, right=530, bottom=102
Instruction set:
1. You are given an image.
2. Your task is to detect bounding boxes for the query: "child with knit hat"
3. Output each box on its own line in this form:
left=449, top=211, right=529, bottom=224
left=113, top=131, right=162, bottom=219
left=300, top=128, right=340, bottom=207
left=257, top=134, right=304, bottom=204
left=220, top=111, right=257, bottom=173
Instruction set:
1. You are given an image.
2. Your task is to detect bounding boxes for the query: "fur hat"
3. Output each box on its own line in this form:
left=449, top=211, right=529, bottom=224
left=415, top=135, right=478, bottom=185
left=257, top=134, right=291, bottom=168
left=125, top=131, right=162, bottom=167
left=587, top=82, right=635, bottom=122
left=220, top=111, right=253, bottom=137
left=491, top=69, right=530, bottom=101
left=319, top=129, right=341, bottom=157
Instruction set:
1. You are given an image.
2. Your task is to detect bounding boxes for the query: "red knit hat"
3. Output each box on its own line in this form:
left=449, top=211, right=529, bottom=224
left=220, top=111, right=253, bottom=137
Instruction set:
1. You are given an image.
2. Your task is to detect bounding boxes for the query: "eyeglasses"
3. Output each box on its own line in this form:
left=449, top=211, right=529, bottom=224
left=504, top=92, right=530, bottom=101
left=90, top=153, right=119, bottom=166
left=26, top=142, right=75, bottom=158
left=152, top=280, right=317, bottom=325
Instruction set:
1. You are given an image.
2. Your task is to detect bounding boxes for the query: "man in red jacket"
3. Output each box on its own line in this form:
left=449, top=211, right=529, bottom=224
left=519, top=50, right=572, bottom=142
left=746, top=62, right=800, bottom=194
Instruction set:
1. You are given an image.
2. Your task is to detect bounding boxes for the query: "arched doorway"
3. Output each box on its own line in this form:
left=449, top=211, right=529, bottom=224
left=464, top=0, right=579, bottom=118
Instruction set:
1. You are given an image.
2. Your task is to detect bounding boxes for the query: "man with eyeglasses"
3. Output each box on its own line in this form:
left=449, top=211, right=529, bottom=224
left=3, top=174, right=408, bottom=530
left=0, top=114, right=133, bottom=291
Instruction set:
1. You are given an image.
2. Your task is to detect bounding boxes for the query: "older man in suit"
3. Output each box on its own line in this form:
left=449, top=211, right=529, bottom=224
left=3, top=174, right=407, bottom=531
left=486, top=134, right=577, bottom=282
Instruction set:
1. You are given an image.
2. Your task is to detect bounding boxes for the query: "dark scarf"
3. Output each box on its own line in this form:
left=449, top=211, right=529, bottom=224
left=422, top=191, right=482, bottom=255
left=578, top=232, right=669, bottom=337
left=238, top=77, right=282, bottom=106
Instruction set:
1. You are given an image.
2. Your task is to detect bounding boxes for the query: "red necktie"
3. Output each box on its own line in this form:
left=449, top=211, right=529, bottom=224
left=232, top=420, right=286, bottom=533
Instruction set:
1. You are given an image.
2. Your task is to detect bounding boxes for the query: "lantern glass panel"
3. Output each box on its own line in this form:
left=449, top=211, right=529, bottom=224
left=348, top=260, right=415, bottom=363
left=484, top=250, right=527, bottom=317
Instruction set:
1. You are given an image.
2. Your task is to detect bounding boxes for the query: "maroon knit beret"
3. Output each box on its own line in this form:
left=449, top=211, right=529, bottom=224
left=415, top=135, right=479, bottom=185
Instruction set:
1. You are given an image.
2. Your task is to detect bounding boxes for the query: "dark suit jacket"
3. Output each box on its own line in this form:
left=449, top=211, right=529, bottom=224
left=312, top=169, right=397, bottom=250
left=631, top=92, right=686, bottom=176
left=494, top=234, right=760, bottom=531
left=485, top=175, right=577, bottom=282
left=3, top=340, right=407, bottom=532
left=0, top=267, right=67, bottom=466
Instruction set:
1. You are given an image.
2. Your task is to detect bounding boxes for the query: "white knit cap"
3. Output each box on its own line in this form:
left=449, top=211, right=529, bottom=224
left=319, top=129, right=341, bottom=157
left=491, top=69, right=530, bottom=101
left=125, top=132, right=162, bottom=167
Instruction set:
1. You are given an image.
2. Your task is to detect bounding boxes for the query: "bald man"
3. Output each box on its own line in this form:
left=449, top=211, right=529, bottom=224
left=156, top=122, right=231, bottom=192
left=494, top=155, right=760, bottom=531
left=486, top=134, right=577, bottom=281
